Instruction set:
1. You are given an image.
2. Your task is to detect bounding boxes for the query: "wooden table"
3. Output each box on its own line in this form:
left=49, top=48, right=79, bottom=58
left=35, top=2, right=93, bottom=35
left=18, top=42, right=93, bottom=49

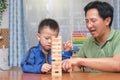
left=0, top=67, right=120, bottom=80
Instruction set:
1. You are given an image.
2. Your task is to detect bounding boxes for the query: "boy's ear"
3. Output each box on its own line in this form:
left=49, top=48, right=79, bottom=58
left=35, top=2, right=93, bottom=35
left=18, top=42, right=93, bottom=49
left=37, top=33, right=41, bottom=40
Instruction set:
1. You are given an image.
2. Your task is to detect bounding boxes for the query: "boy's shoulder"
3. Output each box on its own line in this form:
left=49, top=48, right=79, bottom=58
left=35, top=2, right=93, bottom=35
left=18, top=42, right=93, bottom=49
left=25, top=46, right=41, bottom=59
left=28, top=46, right=40, bottom=53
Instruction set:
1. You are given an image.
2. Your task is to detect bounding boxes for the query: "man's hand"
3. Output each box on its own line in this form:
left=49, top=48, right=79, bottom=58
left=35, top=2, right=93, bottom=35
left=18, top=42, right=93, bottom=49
left=62, top=58, right=80, bottom=72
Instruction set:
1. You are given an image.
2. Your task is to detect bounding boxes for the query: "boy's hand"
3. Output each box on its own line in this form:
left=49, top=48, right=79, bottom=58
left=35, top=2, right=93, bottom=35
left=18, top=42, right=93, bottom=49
left=63, top=40, right=73, bottom=52
left=41, top=63, right=52, bottom=73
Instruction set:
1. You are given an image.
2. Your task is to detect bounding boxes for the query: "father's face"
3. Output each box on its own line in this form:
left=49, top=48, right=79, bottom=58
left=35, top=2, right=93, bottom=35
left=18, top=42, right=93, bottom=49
left=85, top=8, right=109, bottom=39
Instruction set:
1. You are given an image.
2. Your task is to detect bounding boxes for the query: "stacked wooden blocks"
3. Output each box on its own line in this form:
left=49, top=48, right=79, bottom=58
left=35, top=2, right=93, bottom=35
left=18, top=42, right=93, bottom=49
left=51, top=36, right=62, bottom=80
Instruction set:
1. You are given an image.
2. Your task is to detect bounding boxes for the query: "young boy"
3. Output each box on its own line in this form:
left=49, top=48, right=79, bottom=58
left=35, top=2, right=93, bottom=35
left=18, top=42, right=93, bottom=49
left=21, top=18, right=73, bottom=73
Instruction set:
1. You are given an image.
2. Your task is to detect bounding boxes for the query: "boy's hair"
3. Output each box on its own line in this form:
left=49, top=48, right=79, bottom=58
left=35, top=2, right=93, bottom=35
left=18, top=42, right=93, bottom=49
left=38, top=18, right=59, bottom=33
left=84, top=1, right=113, bottom=27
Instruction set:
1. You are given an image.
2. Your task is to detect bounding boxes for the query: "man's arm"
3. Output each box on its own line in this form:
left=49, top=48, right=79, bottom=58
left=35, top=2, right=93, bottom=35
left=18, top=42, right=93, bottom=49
left=62, top=54, right=120, bottom=72
left=78, top=54, right=120, bottom=72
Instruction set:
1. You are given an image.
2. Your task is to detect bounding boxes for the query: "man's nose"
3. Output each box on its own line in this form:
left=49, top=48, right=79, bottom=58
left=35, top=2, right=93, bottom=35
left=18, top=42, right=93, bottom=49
left=86, top=22, right=93, bottom=28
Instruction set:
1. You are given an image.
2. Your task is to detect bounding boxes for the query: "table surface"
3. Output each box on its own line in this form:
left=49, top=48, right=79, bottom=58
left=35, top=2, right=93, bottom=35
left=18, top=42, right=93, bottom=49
left=0, top=67, right=120, bottom=80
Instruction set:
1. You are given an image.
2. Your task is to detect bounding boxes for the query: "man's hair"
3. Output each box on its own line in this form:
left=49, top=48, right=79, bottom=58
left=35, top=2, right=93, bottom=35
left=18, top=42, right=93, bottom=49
left=84, top=1, right=113, bottom=27
left=38, top=18, right=59, bottom=33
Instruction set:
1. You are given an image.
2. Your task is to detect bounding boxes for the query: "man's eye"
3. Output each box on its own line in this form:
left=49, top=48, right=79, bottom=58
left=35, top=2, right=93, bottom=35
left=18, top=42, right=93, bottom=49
left=91, top=19, right=97, bottom=23
left=85, top=20, right=89, bottom=23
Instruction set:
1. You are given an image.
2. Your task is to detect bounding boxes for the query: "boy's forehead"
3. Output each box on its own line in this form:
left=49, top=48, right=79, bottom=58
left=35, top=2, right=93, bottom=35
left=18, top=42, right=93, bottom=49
left=40, top=28, right=58, bottom=36
left=42, top=26, right=57, bottom=30
left=41, top=25, right=58, bottom=30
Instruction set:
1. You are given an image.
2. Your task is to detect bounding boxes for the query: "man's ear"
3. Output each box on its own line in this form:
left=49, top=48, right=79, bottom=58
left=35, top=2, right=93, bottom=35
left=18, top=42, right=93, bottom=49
left=37, top=33, right=41, bottom=40
left=105, top=17, right=111, bottom=26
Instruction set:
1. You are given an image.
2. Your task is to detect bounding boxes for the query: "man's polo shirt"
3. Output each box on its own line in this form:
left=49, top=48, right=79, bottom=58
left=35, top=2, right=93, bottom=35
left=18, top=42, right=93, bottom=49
left=78, top=29, right=120, bottom=72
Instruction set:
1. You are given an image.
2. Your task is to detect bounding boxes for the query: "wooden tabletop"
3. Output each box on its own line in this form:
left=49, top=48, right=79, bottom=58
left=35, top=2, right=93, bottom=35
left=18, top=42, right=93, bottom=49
left=0, top=67, right=120, bottom=80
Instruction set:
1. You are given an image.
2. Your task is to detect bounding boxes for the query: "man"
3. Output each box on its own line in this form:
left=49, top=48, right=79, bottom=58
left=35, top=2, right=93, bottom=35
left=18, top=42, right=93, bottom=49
left=62, top=1, right=120, bottom=72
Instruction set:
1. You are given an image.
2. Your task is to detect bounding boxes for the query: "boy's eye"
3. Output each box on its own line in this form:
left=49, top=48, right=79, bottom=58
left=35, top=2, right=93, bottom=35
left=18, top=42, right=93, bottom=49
left=45, top=37, right=49, bottom=40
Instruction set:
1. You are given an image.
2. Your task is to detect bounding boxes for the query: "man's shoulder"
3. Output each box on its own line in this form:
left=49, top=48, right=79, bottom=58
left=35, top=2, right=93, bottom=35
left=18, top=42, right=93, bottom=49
left=115, top=30, right=120, bottom=34
left=112, top=29, right=120, bottom=38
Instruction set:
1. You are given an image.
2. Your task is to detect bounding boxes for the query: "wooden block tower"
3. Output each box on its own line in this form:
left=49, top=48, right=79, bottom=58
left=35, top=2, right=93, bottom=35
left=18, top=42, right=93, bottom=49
left=51, top=36, right=62, bottom=80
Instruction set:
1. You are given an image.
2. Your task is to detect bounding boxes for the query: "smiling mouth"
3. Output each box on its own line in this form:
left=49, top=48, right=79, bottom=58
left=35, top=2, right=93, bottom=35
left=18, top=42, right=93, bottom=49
left=90, top=30, right=96, bottom=34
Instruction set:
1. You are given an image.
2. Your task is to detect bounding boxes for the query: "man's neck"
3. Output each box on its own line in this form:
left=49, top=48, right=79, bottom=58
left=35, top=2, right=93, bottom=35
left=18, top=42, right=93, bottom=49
left=96, top=28, right=111, bottom=45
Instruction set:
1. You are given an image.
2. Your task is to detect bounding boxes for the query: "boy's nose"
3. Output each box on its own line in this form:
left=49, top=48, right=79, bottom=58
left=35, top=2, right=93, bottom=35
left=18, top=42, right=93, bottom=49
left=48, top=39, right=52, bottom=43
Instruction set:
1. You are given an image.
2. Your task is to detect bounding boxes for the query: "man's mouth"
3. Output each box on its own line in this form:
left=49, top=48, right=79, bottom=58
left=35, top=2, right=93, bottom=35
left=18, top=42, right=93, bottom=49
left=90, top=29, right=96, bottom=35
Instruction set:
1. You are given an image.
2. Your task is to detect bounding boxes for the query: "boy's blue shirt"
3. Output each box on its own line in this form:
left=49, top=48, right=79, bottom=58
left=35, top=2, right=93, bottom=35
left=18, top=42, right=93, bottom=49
left=21, top=42, right=73, bottom=73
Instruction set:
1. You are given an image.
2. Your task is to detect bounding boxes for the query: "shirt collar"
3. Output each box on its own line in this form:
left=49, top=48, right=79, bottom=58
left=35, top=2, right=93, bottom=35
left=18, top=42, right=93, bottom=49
left=106, top=29, right=115, bottom=41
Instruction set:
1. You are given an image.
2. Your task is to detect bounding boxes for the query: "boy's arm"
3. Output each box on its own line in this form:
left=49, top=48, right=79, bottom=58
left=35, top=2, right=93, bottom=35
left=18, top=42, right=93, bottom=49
left=62, top=50, right=73, bottom=60
left=62, top=40, right=73, bottom=60
left=21, top=51, right=43, bottom=74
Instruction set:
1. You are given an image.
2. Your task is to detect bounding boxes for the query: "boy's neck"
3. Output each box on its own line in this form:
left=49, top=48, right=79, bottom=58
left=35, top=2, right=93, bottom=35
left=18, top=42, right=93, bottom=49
left=42, top=49, right=48, bottom=54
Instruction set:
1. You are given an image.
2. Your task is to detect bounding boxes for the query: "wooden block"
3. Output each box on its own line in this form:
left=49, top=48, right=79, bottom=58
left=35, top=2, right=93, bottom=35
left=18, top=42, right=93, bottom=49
left=68, top=68, right=72, bottom=72
left=52, top=61, right=62, bottom=70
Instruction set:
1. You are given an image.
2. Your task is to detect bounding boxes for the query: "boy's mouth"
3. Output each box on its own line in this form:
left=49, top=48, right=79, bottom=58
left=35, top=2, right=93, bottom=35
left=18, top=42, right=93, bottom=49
left=46, top=45, right=51, bottom=48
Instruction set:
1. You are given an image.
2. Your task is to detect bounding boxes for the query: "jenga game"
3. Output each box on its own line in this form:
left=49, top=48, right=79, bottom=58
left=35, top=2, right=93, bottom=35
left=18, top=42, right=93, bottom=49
left=51, top=36, right=62, bottom=80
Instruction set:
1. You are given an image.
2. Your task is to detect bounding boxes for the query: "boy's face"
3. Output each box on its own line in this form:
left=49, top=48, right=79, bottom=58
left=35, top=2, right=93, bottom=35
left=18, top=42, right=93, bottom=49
left=37, top=26, right=58, bottom=53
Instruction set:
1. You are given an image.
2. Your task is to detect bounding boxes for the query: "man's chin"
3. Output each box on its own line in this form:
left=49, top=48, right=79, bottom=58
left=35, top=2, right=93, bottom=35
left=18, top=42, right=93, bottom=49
left=91, top=34, right=97, bottom=38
